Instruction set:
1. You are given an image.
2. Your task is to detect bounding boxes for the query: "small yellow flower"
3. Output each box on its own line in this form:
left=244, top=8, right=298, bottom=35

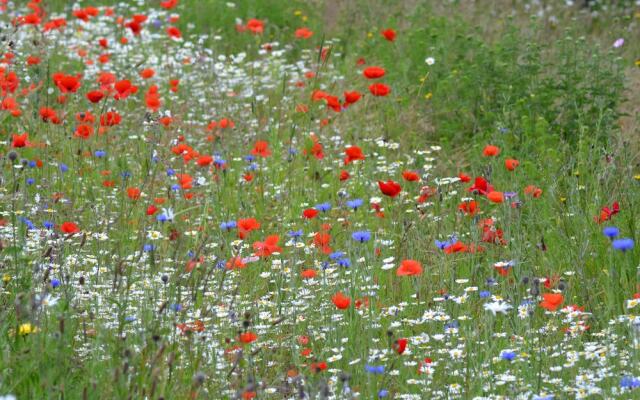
left=634, top=174, right=640, bottom=180
left=560, top=197, right=567, bottom=203
left=367, top=32, right=373, bottom=39
left=294, top=10, right=302, bottom=16
left=2, top=274, right=10, bottom=283
left=302, top=16, right=308, bottom=22
left=424, top=92, right=432, bottom=100
left=18, top=323, right=37, bottom=336
left=635, top=59, right=640, bottom=67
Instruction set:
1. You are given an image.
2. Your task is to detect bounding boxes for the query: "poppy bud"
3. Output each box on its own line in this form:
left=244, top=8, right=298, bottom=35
left=8, top=151, right=17, bottom=161
left=192, top=372, right=206, bottom=386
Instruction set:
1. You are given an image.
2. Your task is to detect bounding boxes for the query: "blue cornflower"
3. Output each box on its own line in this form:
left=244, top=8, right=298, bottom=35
left=143, top=244, right=156, bottom=252
left=435, top=235, right=457, bottom=250
left=603, top=226, right=619, bottom=239
left=321, top=261, right=330, bottom=270
left=187, top=250, right=195, bottom=258
left=214, top=158, right=226, bottom=168
left=352, top=231, right=371, bottom=243
left=171, top=184, right=181, bottom=192
left=288, top=229, right=303, bottom=239
left=220, top=221, right=237, bottom=230
left=244, top=155, right=256, bottom=162
left=215, top=260, right=227, bottom=269
left=486, top=277, right=498, bottom=286
left=246, top=162, right=258, bottom=171
left=120, top=171, right=131, bottom=179
left=620, top=376, right=640, bottom=389
left=504, top=191, right=517, bottom=199
left=26, top=178, right=35, bottom=185
left=166, top=168, right=175, bottom=176
left=613, top=238, right=634, bottom=252
left=157, top=214, right=168, bottom=223
left=170, top=303, right=183, bottom=312
left=288, top=148, right=298, bottom=155
left=28, top=160, right=36, bottom=168
left=20, top=217, right=35, bottom=230
left=365, top=364, right=385, bottom=374
left=94, top=150, right=106, bottom=158
left=338, top=258, right=351, bottom=268
left=479, top=290, right=491, bottom=298
left=500, top=350, right=517, bottom=361
left=444, top=321, right=458, bottom=331
left=346, top=199, right=364, bottom=210
left=51, top=279, right=61, bottom=289
left=378, top=389, right=389, bottom=398
left=59, top=163, right=68, bottom=173
left=329, top=251, right=345, bottom=260
left=124, top=316, right=136, bottom=322
left=316, top=202, right=331, bottom=212
left=43, top=221, right=54, bottom=230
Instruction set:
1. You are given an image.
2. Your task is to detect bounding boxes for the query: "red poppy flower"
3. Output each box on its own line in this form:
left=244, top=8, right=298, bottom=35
left=239, top=332, right=258, bottom=344
left=344, top=91, right=361, bottom=105
left=344, top=146, right=365, bottom=164
left=160, top=0, right=179, bottom=9
left=226, top=256, right=247, bottom=270
left=60, top=221, right=80, bottom=234
left=363, top=66, right=385, bottom=79
left=458, top=200, right=478, bottom=215
left=378, top=180, right=402, bottom=197
left=313, top=232, right=332, bottom=254
left=482, top=145, right=500, bottom=157
left=114, top=80, right=138, bottom=100
left=393, top=338, right=407, bottom=354
left=246, top=19, right=264, bottom=34
left=11, top=133, right=28, bottom=148
left=540, top=293, right=564, bottom=311
left=303, top=209, right=319, bottom=219
left=86, top=90, right=105, bottom=103
left=253, top=235, right=282, bottom=257
left=381, top=28, right=397, bottom=41
left=369, top=83, right=390, bottom=96
left=402, top=171, right=420, bottom=182
left=487, top=191, right=504, bottom=203
left=505, top=158, right=519, bottom=171
left=74, top=124, right=93, bottom=139
left=524, top=185, right=543, bottom=199
left=468, top=176, right=494, bottom=196
left=53, top=73, right=81, bottom=93
left=167, top=26, right=182, bottom=39
left=140, top=68, right=155, bottom=79
left=127, top=187, right=141, bottom=200
left=332, top=292, right=351, bottom=309
left=251, top=140, right=271, bottom=157
left=295, top=27, right=313, bottom=39
left=396, top=260, right=423, bottom=276
left=301, top=269, right=317, bottom=279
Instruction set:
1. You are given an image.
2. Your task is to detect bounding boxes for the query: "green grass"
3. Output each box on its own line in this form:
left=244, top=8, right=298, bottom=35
left=0, top=0, right=639, bottom=399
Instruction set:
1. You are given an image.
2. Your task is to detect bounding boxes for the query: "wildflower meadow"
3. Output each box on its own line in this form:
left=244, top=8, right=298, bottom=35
left=1, top=0, right=640, bottom=399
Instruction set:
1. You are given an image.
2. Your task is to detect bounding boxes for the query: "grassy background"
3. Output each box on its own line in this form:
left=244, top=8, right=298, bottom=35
left=1, top=0, right=639, bottom=398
